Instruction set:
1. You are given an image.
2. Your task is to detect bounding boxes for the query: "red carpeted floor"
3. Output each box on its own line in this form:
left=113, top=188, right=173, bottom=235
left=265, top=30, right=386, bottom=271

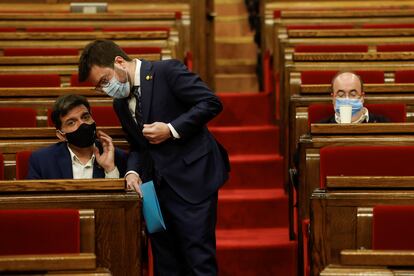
left=211, top=92, right=297, bottom=276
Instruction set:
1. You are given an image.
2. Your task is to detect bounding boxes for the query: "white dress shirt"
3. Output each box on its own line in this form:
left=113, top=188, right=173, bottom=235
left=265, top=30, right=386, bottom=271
left=67, top=145, right=119, bottom=179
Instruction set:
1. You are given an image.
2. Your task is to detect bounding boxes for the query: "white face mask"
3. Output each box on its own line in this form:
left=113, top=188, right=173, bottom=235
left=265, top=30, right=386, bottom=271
left=102, top=66, right=130, bottom=99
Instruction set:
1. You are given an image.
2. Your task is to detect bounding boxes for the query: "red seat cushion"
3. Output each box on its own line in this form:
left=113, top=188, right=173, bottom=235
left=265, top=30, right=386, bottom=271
left=0, top=74, right=60, bottom=87
left=4, top=47, right=79, bottom=56
left=377, top=44, right=414, bottom=52
left=373, top=205, right=414, bottom=250
left=0, top=107, right=37, bottom=127
left=295, top=45, right=368, bottom=53
left=395, top=70, right=414, bottom=83
left=308, top=103, right=406, bottom=125
left=363, top=23, right=414, bottom=29
left=0, top=27, right=17, bottom=32
left=320, top=146, right=414, bottom=188
left=301, top=70, right=384, bottom=84
left=15, top=151, right=32, bottom=180
left=0, top=209, right=80, bottom=255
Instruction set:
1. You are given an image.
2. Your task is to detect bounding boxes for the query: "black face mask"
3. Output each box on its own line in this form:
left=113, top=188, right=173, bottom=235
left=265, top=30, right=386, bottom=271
left=64, top=122, right=96, bottom=148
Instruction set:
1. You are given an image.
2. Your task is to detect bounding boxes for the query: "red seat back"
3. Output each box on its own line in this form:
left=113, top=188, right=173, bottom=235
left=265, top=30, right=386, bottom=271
left=373, top=205, right=414, bottom=250
left=16, top=151, right=32, bottom=180
left=48, top=106, right=119, bottom=127
left=308, top=103, right=406, bottom=125
left=4, top=47, right=79, bottom=56
left=320, top=146, right=414, bottom=188
left=0, top=107, right=37, bottom=127
left=0, top=74, right=60, bottom=87
left=295, top=44, right=368, bottom=53
left=0, top=209, right=80, bottom=255
left=395, top=70, right=414, bottom=83
left=301, top=70, right=384, bottom=85
left=25, top=27, right=94, bottom=32
left=377, top=44, right=414, bottom=52
left=70, top=73, right=94, bottom=87
left=0, top=152, right=3, bottom=180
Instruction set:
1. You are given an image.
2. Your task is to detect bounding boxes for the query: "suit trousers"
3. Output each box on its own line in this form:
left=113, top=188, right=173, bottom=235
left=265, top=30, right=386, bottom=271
left=150, top=180, right=218, bottom=276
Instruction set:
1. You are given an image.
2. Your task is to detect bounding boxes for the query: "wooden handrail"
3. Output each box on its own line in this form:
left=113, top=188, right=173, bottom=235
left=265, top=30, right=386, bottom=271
left=311, top=122, right=414, bottom=134
left=0, top=127, right=124, bottom=139
left=0, top=253, right=96, bottom=271
left=327, top=176, right=414, bottom=188
left=0, top=179, right=125, bottom=193
left=341, top=249, right=414, bottom=266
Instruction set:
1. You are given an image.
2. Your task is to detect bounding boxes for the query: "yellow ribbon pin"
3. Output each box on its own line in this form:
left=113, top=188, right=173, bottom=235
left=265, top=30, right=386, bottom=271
left=146, top=75, right=152, bottom=81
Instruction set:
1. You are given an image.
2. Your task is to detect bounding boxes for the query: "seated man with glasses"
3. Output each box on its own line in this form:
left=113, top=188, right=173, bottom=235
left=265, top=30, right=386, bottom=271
left=319, top=71, right=390, bottom=123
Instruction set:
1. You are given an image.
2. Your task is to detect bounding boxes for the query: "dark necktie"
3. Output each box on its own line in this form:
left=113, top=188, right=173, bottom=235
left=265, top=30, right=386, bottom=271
left=132, top=86, right=143, bottom=129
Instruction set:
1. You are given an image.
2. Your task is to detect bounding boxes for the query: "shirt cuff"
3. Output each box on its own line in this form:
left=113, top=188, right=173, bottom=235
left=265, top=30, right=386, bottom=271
left=167, top=123, right=181, bottom=139
left=125, top=170, right=139, bottom=178
left=105, top=166, right=120, bottom=179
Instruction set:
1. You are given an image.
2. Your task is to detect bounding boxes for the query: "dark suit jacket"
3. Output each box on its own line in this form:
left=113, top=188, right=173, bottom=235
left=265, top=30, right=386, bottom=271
left=319, top=113, right=390, bottom=123
left=27, top=142, right=127, bottom=179
left=113, top=59, right=230, bottom=204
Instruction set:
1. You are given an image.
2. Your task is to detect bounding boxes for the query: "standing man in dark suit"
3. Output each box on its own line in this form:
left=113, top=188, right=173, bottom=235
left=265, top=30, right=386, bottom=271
left=78, top=40, right=230, bottom=276
left=27, top=94, right=127, bottom=179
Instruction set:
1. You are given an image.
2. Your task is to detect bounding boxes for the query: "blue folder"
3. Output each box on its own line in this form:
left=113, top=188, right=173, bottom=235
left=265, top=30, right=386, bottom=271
left=140, top=180, right=166, bottom=233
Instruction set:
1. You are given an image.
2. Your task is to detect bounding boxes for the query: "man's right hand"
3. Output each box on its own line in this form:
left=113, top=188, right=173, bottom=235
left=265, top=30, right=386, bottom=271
left=126, top=173, right=143, bottom=197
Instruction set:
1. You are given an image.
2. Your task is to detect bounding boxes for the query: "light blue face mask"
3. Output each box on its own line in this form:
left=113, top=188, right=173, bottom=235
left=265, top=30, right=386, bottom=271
left=335, top=98, right=363, bottom=116
left=102, top=67, right=130, bottom=99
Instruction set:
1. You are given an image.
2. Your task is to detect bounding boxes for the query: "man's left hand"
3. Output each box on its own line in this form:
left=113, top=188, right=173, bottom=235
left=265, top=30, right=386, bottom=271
left=94, top=130, right=116, bottom=173
left=142, top=122, right=171, bottom=144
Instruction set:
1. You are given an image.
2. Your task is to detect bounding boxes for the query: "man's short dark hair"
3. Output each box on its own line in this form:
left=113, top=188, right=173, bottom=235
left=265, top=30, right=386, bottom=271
left=78, top=40, right=131, bottom=82
left=51, top=94, right=91, bottom=129
left=331, top=71, right=364, bottom=93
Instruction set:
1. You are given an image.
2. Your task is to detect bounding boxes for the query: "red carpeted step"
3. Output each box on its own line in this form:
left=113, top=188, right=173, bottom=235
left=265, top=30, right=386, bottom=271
left=217, top=228, right=297, bottom=276
left=225, top=154, right=284, bottom=189
left=211, top=125, right=279, bottom=155
left=211, top=92, right=273, bottom=126
left=218, top=189, right=289, bottom=229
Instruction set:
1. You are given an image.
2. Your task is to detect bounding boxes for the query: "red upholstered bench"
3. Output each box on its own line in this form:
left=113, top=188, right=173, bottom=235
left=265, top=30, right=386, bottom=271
left=15, top=150, right=32, bottom=180
left=101, top=26, right=170, bottom=34
left=294, top=45, right=368, bottom=53
left=0, top=107, right=37, bottom=127
left=4, top=47, right=79, bottom=56
left=0, top=209, right=80, bottom=255
left=373, top=205, right=414, bottom=250
left=363, top=23, right=414, bottom=29
left=308, top=103, right=406, bottom=126
left=0, top=74, right=60, bottom=87
left=319, top=146, right=414, bottom=188
left=300, top=70, right=384, bottom=85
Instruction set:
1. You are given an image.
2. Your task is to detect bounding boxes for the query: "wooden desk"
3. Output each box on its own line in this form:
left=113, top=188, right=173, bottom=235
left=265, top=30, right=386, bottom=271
left=341, top=249, right=414, bottom=266
left=0, top=179, right=142, bottom=276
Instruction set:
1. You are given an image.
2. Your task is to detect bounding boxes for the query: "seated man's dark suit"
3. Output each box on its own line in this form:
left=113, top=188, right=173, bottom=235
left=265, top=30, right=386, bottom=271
left=27, top=142, right=127, bottom=179
left=113, top=59, right=230, bottom=276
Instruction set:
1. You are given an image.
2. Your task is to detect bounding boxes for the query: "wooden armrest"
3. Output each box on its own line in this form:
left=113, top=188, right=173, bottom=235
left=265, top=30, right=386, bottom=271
left=341, top=249, right=414, bottom=266
left=0, top=179, right=125, bottom=193
left=0, top=127, right=124, bottom=139
left=0, top=253, right=95, bottom=271
left=327, top=176, right=414, bottom=188
left=311, top=123, right=414, bottom=134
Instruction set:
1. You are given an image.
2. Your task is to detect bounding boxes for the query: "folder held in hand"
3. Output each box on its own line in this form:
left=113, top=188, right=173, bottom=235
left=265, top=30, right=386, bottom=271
left=140, top=180, right=166, bottom=233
